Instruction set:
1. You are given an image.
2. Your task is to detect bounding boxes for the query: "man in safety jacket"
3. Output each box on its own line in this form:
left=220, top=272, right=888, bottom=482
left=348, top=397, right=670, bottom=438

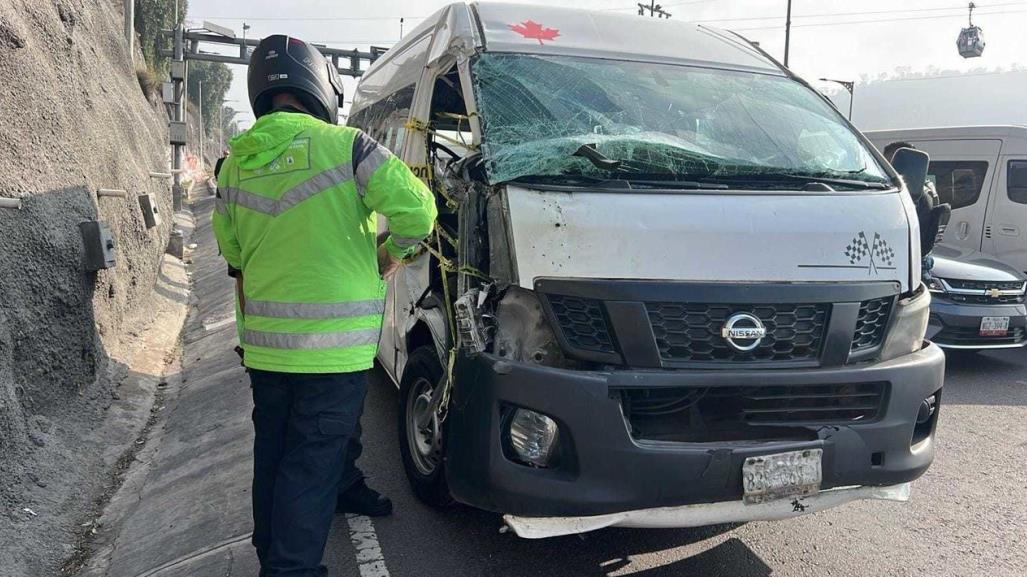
left=213, top=35, right=437, bottom=576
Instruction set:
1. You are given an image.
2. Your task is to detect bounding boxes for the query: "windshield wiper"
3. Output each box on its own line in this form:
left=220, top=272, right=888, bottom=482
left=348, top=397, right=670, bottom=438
left=707, top=172, right=890, bottom=190
left=769, top=173, right=890, bottom=189
left=511, top=174, right=728, bottom=190
left=572, top=143, right=623, bottom=171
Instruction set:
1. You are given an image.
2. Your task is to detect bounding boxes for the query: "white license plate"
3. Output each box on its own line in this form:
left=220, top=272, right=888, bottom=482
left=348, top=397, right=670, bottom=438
left=743, top=449, right=822, bottom=505
left=980, top=316, right=1010, bottom=337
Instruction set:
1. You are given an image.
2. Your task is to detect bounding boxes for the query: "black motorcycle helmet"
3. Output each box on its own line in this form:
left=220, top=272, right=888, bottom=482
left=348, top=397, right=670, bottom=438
left=248, top=34, right=344, bottom=124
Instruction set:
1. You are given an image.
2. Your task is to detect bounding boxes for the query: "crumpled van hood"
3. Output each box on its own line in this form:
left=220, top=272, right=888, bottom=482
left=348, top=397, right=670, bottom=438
left=229, top=111, right=320, bottom=170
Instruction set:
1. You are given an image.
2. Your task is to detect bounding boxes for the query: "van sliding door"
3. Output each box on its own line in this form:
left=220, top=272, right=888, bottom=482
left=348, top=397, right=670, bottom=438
left=913, top=139, right=1001, bottom=254
left=985, top=158, right=1027, bottom=274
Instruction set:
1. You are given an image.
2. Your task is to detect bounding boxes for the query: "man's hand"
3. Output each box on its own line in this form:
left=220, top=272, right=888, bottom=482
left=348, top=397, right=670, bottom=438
left=378, top=244, right=402, bottom=279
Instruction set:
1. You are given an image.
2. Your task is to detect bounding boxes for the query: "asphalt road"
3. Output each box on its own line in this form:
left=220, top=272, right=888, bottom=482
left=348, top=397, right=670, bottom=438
left=322, top=348, right=1027, bottom=577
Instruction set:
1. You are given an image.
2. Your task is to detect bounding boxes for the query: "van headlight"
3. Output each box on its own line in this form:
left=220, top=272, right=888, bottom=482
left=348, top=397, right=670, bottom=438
left=879, top=283, right=931, bottom=361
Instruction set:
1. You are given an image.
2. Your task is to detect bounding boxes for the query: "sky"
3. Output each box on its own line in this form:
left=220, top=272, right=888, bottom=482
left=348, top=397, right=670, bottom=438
left=184, top=0, right=1027, bottom=129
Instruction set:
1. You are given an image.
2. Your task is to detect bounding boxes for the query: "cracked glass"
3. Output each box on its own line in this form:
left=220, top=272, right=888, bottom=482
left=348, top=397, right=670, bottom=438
left=471, top=54, right=890, bottom=187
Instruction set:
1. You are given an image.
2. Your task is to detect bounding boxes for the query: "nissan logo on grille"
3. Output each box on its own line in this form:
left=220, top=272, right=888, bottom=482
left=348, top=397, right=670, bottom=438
left=721, top=313, right=767, bottom=352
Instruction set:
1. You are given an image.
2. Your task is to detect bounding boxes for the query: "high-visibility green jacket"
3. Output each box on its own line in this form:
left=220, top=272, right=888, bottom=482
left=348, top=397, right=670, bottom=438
left=213, top=110, right=437, bottom=374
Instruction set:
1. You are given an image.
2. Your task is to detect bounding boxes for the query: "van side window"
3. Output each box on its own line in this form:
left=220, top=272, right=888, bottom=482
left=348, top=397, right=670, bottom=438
left=1007, top=160, right=1027, bottom=205
left=927, top=161, right=989, bottom=210
left=351, top=86, right=416, bottom=154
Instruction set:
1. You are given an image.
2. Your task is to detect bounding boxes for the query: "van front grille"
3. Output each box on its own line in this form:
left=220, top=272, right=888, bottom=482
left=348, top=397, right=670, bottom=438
left=851, top=296, right=894, bottom=352
left=621, top=382, right=888, bottom=442
left=546, top=294, right=616, bottom=354
left=646, top=302, right=828, bottom=364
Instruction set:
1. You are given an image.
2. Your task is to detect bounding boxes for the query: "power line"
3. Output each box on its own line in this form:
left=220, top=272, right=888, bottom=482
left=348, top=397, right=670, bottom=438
left=695, top=1, right=1026, bottom=24
left=601, top=0, right=717, bottom=12
left=192, top=15, right=427, bottom=22
left=731, top=7, right=1027, bottom=32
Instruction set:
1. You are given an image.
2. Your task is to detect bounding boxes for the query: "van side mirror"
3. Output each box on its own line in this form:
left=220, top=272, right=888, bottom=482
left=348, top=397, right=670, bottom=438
left=890, top=148, right=930, bottom=204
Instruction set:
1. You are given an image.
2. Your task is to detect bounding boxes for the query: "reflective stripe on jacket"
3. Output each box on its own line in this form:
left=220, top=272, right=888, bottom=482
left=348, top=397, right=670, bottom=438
left=213, top=111, right=437, bottom=373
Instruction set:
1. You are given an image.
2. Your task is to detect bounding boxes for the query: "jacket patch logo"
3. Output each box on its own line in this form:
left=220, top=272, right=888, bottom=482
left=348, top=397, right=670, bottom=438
left=799, top=231, right=897, bottom=275
left=508, top=20, right=561, bottom=45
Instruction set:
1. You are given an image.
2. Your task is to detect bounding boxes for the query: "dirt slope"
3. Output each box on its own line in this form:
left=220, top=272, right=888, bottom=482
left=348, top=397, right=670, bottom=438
left=0, top=0, right=175, bottom=574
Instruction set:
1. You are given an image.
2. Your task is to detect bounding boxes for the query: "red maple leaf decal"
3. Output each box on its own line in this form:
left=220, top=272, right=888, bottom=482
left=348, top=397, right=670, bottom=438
left=508, top=20, right=560, bottom=45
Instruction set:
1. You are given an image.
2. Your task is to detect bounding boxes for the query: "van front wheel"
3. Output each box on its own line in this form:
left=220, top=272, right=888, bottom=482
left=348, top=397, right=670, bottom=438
left=398, top=346, right=454, bottom=507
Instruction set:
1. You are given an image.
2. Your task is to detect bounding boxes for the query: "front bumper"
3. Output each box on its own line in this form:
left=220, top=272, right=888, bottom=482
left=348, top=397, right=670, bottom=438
left=927, top=299, right=1027, bottom=349
left=446, top=344, right=944, bottom=519
left=503, top=482, right=911, bottom=539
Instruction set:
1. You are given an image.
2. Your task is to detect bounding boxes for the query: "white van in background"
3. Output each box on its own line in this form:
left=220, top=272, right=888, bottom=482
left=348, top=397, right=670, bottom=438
left=867, top=126, right=1027, bottom=274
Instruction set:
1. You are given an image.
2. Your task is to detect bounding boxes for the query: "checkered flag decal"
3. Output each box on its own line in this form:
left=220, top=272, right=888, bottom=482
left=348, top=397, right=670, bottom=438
left=870, top=233, right=895, bottom=267
left=845, top=232, right=871, bottom=264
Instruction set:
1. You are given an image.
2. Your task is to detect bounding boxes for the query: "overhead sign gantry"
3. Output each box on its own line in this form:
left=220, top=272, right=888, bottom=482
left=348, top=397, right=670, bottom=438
left=156, top=23, right=389, bottom=211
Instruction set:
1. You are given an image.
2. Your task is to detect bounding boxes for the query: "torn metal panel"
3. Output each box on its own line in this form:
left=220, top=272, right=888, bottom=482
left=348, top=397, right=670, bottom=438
left=426, top=3, right=481, bottom=67
left=492, top=287, right=568, bottom=367
left=503, top=482, right=912, bottom=539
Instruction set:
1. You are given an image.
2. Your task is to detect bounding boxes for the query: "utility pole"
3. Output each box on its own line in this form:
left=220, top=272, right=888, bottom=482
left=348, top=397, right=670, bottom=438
left=637, top=2, right=672, bottom=18
left=172, top=24, right=185, bottom=212
left=820, top=78, right=855, bottom=121
left=198, top=80, right=204, bottom=170
left=123, top=0, right=134, bottom=58
left=784, top=0, right=793, bottom=67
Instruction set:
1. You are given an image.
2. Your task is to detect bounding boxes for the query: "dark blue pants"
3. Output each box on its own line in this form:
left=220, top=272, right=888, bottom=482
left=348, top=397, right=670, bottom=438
left=250, top=369, right=368, bottom=576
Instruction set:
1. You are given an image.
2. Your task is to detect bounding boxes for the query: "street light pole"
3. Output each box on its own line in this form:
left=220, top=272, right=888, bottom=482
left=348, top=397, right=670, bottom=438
left=784, top=0, right=793, bottom=67
left=820, top=78, right=855, bottom=121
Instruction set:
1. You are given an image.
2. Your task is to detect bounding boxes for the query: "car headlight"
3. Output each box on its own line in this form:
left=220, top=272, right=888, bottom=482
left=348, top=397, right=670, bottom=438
left=879, top=283, right=932, bottom=361
left=925, top=276, right=946, bottom=294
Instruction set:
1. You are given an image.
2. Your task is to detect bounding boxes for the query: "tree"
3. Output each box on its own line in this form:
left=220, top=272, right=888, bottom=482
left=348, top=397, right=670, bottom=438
left=187, top=61, right=233, bottom=136
left=135, top=0, right=189, bottom=75
left=221, top=106, right=241, bottom=139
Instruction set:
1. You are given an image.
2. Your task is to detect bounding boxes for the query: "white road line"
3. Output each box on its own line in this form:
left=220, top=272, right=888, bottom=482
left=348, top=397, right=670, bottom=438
left=346, top=514, right=391, bottom=577
left=202, top=316, right=236, bottom=332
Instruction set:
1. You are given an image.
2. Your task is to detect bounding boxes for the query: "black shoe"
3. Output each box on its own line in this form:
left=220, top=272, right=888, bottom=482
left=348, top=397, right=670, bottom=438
left=336, top=479, right=393, bottom=517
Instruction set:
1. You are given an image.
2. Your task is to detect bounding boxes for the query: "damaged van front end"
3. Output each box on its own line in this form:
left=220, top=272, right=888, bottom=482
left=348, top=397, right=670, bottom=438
left=442, top=189, right=944, bottom=537
left=356, top=2, right=944, bottom=539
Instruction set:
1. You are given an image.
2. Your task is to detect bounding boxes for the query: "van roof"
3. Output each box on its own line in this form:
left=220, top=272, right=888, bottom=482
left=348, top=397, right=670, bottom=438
left=473, top=2, right=781, bottom=73
left=865, top=125, right=1027, bottom=141
left=363, top=2, right=783, bottom=79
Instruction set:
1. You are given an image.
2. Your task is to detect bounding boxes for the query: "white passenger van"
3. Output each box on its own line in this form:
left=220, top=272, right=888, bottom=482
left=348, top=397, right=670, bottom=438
left=867, top=126, right=1027, bottom=274
left=349, top=2, right=944, bottom=538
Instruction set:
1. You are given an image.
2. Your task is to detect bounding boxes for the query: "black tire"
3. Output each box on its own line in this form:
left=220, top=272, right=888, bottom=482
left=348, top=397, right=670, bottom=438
left=398, top=346, right=454, bottom=507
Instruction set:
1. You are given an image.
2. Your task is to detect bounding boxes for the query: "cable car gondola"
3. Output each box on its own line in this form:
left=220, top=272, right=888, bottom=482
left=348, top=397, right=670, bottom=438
left=957, top=2, right=985, bottom=58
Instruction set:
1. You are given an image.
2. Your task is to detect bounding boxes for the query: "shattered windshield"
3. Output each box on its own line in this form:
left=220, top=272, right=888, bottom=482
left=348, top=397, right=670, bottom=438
left=471, top=53, right=891, bottom=187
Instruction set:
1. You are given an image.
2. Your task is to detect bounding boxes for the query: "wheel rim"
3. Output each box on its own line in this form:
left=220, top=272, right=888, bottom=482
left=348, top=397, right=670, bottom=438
left=407, top=376, right=442, bottom=476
